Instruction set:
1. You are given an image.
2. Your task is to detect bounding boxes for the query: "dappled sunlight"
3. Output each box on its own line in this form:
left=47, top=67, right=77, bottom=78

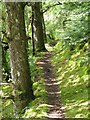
left=45, top=43, right=54, bottom=51
left=45, top=81, right=61, bottom=86
left=36, top=61, right=46, bottom=65
left=48, top=111, right=64, bottom=118
left=36, top=52, right=65, bottom=118
left=64, top=99, right=89, bottom=118
left=38, top=104, right=53, bottom=108
left=22, top=75, right=57, bottom=118
left=79, top=100, right=90, bottom=106
left=2, top=1, right=89, bottom=119
left=22, top=100, right=52, bottom=118
left=23, top=100, right=66, bottom=119
left=51, top=39, right=89, bottom=118
left=48, top=91, right=61, bottom=95
left=33, top=80, right=47, bottom=97
left=65, top=102, right=80, bottom=111
left=44, top=78, right=56, bottom=82
left=0, top=0, right=90, bottom=120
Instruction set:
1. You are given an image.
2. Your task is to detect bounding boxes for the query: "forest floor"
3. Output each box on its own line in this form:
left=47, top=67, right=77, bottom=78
left=36, top=52, right=65, bottom=119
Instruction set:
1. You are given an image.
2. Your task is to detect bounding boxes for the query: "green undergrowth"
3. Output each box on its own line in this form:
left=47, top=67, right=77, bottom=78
left=22, top=79, right=48, bottom=118
left=22, top=52, right=48, bottom=118
left=51, top=41, right=90, bottom=118
left=1, top=84, right=14, bottom=118
left=1, top=52, right=48, bottom=119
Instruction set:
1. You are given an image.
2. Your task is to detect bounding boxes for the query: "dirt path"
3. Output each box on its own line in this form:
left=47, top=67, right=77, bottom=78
left=37, top=52, right=65, bottom=119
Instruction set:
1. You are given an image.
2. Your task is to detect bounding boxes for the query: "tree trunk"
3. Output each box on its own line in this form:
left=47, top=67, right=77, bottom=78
left=41, top=4, right=47, bottom=43
left=31, top=5, right=35, bottom=55
left=6, top=2, right=34, bottom=115
left=32, top=2, right=46, bottom=51
left=0, top=40, right=2, bottom=83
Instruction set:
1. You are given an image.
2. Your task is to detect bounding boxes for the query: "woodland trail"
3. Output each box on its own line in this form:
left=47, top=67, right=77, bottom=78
left=36, top=52, right=65, bottom=120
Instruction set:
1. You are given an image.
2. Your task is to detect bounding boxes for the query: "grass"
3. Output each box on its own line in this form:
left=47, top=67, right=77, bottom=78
left=51, top=41, right=89, bottom=118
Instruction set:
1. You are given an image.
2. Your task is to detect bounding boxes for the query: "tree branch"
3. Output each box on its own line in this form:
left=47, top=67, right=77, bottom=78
left=1, top=41, right=8, bottom=45
left=42, top=2, right=62, bottom=13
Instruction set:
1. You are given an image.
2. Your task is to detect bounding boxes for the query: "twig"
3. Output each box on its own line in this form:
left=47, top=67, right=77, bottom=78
left=43, top=2, right=62, bottom=13
left=1, top=41, right=8, bottom=45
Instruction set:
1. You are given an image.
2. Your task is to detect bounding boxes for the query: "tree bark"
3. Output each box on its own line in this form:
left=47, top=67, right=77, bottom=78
left=0, top=40, right=2, bottom=84
left=6, top=2, right=34, bottom=115
left=32, top=2, right=46, bottom=52
left=41, top=4, right=47, bottom=43
left=31, top=5, right=35, bottom=55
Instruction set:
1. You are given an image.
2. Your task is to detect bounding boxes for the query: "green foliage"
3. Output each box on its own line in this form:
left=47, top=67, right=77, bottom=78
left=0, top=2, right=6, bottom=33
left=33, top=79, right=47, bottom=97
left=22, top=79, right=48, bottom=119
left=1, top=45, right=48, bottom=118
left=1, top=84, right=14, bottom=118
left=3, top=49, right=10, bottom=71
left=44, top=2, right=89, bottom=47
left=51, top=41, right=89, bottom=118
left=21, top=52, right=48, bottom=119
left=62, top=2, right=89, bottom=45
left=45, top=2, right=89, bottom=117
left=1, top=1, right=89, bottom=119
left=24, top=6, right=32, bottom=36
left=46, top=2, right=89, bottom=118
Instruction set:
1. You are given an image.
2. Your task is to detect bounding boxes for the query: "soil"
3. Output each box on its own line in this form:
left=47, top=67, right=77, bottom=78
left=36, top=52, right=65, bottom=119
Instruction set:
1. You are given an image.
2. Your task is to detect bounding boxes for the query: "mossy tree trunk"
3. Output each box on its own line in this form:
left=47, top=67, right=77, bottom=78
left=6, top=2, right=34, bottom=115
left=32, top=2, right=46, bottom=52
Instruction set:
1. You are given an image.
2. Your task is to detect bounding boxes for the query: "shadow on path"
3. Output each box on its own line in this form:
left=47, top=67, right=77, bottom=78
left=36, top=52, right=65, bottom=119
